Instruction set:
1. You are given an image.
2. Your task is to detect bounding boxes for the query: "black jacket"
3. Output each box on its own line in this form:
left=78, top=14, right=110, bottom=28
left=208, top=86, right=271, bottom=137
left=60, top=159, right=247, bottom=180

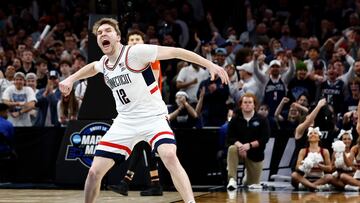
left=226, top=110, right=270, bottom=162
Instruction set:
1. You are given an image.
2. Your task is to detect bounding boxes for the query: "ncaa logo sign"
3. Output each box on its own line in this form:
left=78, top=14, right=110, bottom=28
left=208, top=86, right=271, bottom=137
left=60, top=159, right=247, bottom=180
left=65, top=122, right=110, bottom=168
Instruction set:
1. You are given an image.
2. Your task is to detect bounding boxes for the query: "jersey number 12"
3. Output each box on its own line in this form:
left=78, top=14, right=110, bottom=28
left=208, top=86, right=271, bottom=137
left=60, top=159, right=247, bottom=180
left=116, top=89, right=130, bottom=104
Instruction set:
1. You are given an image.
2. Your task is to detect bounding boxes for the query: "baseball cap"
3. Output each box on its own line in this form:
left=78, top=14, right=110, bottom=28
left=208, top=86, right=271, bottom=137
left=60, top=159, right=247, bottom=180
left=269, top=60, right=281, bottom=67
left=215, top=48, right=227, bottom=55
left=14, top=72, right=26, bottom=79
left=49, top=70, right=59, bottom=79
left=236, top=62, right=253, bottom=74
left=25, top=72, right=37, bottom=80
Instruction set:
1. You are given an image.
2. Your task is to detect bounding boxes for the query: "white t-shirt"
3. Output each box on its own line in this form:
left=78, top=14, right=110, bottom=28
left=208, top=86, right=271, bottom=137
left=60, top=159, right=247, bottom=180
left=0, top=78, right=13, bottom=102
left=176, top=64, right=209, bottom=103
left=2, top=85, right=36, bottom=126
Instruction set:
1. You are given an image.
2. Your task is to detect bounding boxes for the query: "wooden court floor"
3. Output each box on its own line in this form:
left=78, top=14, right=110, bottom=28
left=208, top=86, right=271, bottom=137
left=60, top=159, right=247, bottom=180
left=1, top=189, right=360, bottom=203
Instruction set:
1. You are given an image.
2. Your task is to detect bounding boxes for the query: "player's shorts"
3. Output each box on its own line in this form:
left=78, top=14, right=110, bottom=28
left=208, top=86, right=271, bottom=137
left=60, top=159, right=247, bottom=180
left=95, top=114, right=176, bottom=160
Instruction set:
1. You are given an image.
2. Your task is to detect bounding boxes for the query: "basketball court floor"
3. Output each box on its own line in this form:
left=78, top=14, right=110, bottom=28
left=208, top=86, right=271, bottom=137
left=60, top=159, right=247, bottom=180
left=1, top=184, right=359, bottom=203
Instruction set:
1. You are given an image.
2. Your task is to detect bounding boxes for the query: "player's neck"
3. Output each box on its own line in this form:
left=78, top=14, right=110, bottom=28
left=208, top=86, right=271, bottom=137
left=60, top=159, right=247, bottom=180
left=107, top=43, right=122, bottom=64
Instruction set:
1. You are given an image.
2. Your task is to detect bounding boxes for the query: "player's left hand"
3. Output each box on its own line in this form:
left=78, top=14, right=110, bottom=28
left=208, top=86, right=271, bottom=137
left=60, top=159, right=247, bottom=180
left=209, top=64, right=230, bottom=85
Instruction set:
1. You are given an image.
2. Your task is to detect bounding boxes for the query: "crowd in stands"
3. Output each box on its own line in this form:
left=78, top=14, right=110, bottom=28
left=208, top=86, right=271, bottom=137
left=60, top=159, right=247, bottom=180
left=2, top=0, right=360, bottom=190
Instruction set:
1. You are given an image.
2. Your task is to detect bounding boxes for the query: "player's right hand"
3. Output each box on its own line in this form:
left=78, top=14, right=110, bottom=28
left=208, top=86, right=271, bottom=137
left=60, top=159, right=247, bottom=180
left=59, top=79, right=73, bottom=96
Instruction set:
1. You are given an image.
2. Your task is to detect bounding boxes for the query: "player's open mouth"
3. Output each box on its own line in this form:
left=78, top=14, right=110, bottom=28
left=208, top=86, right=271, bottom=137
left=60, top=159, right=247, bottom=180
left=102, top=40, right=110, bottom=48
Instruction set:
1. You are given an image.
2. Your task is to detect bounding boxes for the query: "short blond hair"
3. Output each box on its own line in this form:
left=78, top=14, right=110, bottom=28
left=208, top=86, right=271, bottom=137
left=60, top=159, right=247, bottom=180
left=92, top=18, right=121, bottom=36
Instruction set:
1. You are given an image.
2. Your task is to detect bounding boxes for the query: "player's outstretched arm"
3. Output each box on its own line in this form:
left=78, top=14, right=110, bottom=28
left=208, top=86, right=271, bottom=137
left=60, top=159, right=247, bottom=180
left=59, top=61, right=98, bottom=96
left=156, top=46, right=229, bottom=84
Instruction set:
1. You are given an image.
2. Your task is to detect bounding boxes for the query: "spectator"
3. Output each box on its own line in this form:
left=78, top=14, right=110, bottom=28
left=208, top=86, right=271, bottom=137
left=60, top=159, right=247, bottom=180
left=168, top=91, right=199, bottom=128
left=344, top=77, right=360, bottom=114
left=304, top=47, right=326, bottom=81
left=197, top=75, right=229, bottom=127
left=0, top=65, right=16, bottom=101
left=257, top=103, right=269, bottom=118
left=52, top=40, right=66, bottom=62
left=274, top=97, right=302, bottom=126
left=271, top=98, right=302, bottom=176
left=166, top=60, right=188, bottom=104
left=265, top=38, right=282, bottom=64
left=72, top=54, right=86, bottom=73
left=18, top=49, right=36, bottom=74
left=279, top=25, right=296, bottom=50
left=253, top=52, right=296, bottom=121
left=316, top=62, right=346, bottom=117
left=57, top=89, right=79, bottom=126
left=34, top=70, right=61, bottom=127
left=287, top=60, right=317, bottom=105
left=42, top=48, right=58, bottom=71
left=234, top=62, right=260, bottom=103
left=214, top=48, right=228, bottom=67
left=2, top=72, right=36, bottom=126
left=59, top=60, right=72, bottom=81
left=35, top=58, right=49, bottom=89
left=226, top=93, right=270, bottom=190
left=12, top=57, right=22, bottom=71
left=224, top=64, right=239, bottom=98
left=25, top=72, right=38, bottom=124
left=176, top=63, right=209, bottom=104
left=193, top=33, right=213, bottom=61
left=294, top=93, right=310, bottom=119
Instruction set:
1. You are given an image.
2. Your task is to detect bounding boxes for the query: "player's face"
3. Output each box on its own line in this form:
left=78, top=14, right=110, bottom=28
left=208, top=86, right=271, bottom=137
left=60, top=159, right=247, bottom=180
left=128, top=34, right=144, bottom=45
left=96, top=24, right=120, bottom=55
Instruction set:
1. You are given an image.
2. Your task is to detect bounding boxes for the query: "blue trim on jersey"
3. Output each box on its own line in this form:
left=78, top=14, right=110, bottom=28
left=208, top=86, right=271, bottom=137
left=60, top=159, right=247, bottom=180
left=153, top=138, right=176, bottom=153
left=94, top=149, right=125, bottom=162
left=142, top=65, right=156, bottom=86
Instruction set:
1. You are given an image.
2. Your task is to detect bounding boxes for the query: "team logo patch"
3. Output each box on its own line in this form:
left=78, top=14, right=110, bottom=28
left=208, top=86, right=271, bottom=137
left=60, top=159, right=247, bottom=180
left=252, top=121, right=260, bottom=127
left=119, top=62, right=126, bottom=71
left=65, top=122, right=110, bottom=168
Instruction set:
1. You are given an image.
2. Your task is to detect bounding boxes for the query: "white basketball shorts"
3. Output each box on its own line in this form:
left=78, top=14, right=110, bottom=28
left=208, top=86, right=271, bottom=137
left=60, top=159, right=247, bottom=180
left=95, top=114, right=175, bottom=160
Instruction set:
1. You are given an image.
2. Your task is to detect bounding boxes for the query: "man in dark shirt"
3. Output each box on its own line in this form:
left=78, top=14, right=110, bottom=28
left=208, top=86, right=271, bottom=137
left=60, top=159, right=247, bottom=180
left=226, top=93, right=270, bottom=190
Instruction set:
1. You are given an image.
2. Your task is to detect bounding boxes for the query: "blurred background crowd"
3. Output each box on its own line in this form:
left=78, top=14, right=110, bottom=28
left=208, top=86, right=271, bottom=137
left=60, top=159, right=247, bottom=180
left=0, top=0, right=359, bottom=136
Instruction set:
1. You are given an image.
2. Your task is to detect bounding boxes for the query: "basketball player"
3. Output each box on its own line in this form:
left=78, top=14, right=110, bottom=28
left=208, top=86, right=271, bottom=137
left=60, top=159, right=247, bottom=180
left=59, top=18, right=229, bottom=203
left=106, top=29, right=164, bottom=196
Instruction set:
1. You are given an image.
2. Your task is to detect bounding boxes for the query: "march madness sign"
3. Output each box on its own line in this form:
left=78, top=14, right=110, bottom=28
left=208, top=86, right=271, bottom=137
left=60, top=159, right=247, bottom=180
left=65, top=122, right=110, bottom=168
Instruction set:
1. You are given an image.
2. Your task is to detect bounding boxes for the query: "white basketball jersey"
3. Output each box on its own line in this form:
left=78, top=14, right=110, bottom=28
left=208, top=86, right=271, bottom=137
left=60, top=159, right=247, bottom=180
left=95, top=45, right=167, bottom=119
